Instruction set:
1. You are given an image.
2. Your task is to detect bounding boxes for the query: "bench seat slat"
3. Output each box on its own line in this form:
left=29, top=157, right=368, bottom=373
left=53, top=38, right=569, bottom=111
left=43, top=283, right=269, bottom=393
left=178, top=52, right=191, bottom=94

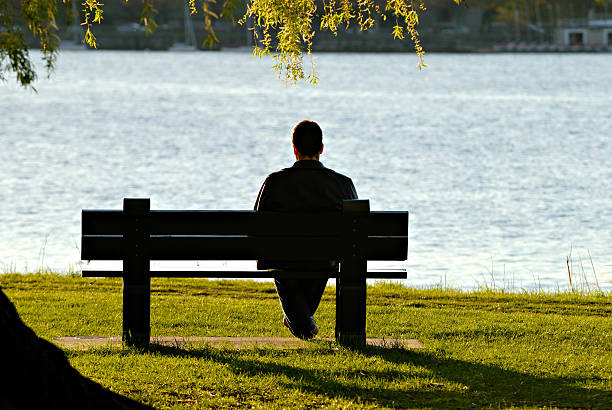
left=82, top=210, right=408, bottom=237
left=81, top=235, right=122, bottom=260
left=151, top=236, right=342, bottom=260
left=366, top=212, right=408, bottom=236
left=82, top=210, right=122, bottom=235
left=82, top=236, right=407, bottom=261
left=367, top=237, right=408, bottom=260
left=81, top=269, right=408, bottom=279
left=151, top=211, right=343, bottom=236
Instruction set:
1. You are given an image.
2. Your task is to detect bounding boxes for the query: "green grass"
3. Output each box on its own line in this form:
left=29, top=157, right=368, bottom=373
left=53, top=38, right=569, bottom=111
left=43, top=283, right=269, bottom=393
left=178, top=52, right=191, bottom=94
left=1, top=273, right=611, bottom=408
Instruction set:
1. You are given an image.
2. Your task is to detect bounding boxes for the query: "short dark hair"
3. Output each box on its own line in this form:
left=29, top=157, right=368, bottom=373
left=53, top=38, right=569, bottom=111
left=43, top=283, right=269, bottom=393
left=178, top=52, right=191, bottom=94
left=292, top=120, right=323, bottom=157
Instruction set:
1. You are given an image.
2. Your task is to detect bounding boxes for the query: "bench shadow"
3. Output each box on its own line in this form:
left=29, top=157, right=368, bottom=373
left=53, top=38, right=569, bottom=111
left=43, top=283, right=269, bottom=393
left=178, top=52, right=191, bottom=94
left=144, top=343, right=609, bottom=408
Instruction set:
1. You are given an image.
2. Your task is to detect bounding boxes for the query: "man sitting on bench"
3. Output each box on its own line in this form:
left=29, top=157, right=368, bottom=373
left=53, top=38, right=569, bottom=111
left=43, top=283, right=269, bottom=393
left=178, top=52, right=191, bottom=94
left=254, top=120, right=358, bottom=339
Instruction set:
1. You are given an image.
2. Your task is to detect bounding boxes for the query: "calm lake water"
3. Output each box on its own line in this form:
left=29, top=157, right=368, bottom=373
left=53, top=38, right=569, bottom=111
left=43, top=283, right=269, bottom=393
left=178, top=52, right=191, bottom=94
left=1, top=50, right=611, bottom=290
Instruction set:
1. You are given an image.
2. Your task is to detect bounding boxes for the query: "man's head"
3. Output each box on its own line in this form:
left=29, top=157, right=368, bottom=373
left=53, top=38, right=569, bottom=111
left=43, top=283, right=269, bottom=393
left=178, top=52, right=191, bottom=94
left=292, top=120, right=324, bottom=160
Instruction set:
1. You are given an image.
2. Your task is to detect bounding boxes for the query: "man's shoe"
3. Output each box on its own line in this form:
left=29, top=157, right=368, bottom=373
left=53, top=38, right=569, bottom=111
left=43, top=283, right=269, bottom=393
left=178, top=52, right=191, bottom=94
left=308, top=316, right=319, bottom=337
left=283, top=316, right=319, bottom=339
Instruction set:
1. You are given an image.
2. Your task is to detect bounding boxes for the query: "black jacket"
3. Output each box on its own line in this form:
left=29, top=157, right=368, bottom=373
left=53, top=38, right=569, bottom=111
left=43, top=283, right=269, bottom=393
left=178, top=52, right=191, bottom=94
left=254, top=160, right=358, bottom=270
left=254, top=160, right=357, bottom=212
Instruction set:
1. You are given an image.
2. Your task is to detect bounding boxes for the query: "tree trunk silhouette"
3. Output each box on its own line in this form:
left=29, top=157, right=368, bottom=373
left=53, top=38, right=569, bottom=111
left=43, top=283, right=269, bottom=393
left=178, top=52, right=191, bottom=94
left=0, top=288, right=152, bottom=410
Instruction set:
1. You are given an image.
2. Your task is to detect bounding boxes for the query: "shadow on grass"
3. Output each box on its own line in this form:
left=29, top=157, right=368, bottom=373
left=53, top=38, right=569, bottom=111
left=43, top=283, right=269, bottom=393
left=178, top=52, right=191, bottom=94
left=143, top=343, right=610, bottom=408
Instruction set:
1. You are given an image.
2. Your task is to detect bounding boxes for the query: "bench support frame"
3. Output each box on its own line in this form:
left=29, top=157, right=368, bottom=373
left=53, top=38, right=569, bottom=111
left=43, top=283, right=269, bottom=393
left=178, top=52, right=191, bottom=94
left=85, top=198, right=407, bottom=348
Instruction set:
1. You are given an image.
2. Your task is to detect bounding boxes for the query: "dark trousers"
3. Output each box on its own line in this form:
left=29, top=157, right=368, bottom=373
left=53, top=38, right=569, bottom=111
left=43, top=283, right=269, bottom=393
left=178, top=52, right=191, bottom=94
left=274, top=277, right=328, bottom=339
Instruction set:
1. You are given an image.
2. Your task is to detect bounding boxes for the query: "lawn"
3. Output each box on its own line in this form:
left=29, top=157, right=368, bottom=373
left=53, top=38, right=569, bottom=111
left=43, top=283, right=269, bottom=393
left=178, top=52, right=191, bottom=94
left=1, top=273, right=610, bottom=408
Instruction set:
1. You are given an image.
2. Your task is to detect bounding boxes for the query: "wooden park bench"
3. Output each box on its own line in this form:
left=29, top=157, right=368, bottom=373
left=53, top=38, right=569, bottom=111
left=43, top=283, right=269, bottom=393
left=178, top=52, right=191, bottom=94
left=81, top=198, right=408, bottom=347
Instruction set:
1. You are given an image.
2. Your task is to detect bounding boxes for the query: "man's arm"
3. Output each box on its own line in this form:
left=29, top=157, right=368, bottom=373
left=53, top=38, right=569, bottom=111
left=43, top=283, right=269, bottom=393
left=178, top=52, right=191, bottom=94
left=346, top=178, right=358, bottom=200
left=254, top=177, right=268, bottom=211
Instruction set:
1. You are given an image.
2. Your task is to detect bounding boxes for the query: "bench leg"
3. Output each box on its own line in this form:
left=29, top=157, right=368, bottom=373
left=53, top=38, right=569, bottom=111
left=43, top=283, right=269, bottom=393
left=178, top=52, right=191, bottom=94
left=336, top=261, right=367, bottom=347
left=123, top=277, right=150, bottom=347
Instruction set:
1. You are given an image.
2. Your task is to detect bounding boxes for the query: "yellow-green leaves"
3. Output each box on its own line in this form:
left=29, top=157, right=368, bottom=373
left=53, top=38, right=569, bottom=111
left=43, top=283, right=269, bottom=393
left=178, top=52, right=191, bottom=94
left=242, top=0, right=439, bottom=85
left=392, top=24, right=405, bottom=39
left=83, top=26, right=96, bottom=48
left=241, top=0, right=318, bottom=85
left=140, top=0, right=158, bottom=36
left=81, top=1, right=103, bottom=48
left=202, top=0, right=220, bottom=49
left=188, top=0, right=197, bottom=15
left=0, top=0, right=62, bottom=88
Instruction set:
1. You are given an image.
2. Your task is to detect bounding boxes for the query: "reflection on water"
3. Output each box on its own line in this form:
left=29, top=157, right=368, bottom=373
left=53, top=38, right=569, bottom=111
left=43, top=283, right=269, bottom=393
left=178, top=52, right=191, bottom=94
left=1, top=51, right=611, bottom=290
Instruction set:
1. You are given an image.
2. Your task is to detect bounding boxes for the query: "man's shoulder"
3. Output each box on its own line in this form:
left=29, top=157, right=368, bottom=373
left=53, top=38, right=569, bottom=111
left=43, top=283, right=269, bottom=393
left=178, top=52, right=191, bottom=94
left=324, top=167, right=353, bottom=181
left=263, top=167, right=293, bottom=182
left=262, top=162, right=355, bottom=196
left=317, top=166, right=355, bottom=187
left=268, top=164, right=352, bottom=179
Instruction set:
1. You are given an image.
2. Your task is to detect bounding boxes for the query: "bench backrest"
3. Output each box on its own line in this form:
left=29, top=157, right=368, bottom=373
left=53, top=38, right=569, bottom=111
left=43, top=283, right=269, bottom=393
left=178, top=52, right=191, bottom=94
left=80, top=198, right=408, bottom=347
left=82, top=199, right=408, bottom=263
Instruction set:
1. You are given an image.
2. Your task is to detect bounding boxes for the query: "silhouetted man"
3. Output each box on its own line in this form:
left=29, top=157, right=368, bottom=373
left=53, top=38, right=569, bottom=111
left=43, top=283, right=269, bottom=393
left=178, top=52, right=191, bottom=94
left=254, top=120, right=358, bottom=339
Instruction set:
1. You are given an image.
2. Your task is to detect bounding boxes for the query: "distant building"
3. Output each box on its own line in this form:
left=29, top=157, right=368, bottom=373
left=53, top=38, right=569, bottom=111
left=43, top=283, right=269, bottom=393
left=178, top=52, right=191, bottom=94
left=555, top=19, right=612, bottom=46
